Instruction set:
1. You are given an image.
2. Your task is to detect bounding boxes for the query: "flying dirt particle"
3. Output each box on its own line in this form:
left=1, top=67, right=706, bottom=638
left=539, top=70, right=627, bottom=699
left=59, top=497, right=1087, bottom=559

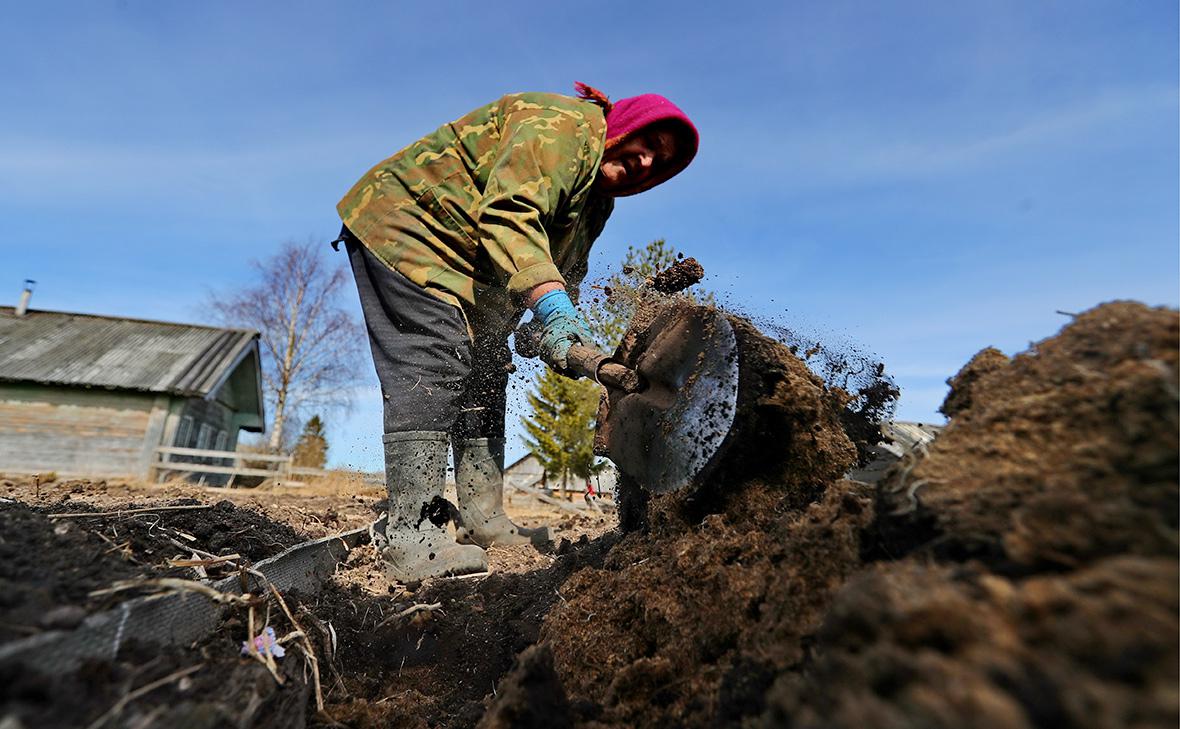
left=649, top=257, right=705, bottom=294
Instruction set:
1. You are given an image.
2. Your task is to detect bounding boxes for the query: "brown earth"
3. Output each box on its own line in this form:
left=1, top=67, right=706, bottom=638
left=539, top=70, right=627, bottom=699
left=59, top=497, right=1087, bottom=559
left=484, top=300, right=1178, bottom=728
left=0, top=497, right=303, bottom=642
left=1, top=300, right=1175, bottom=729
left=0, top=476, right=612, bottom=728
left=1, top=629, right=313, bottom=729
left=1, top=474, right=386, bottom=538
left=648, top=256, right=705, bottom=294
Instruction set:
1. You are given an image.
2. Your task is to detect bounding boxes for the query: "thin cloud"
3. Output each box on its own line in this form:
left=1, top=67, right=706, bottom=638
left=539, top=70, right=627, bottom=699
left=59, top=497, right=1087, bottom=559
left=708, top=84, right=1176, bottom=187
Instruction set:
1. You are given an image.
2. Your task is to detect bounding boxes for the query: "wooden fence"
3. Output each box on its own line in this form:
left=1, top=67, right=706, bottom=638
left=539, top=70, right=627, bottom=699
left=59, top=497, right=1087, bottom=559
left=150, top=446, right=328, bottom=487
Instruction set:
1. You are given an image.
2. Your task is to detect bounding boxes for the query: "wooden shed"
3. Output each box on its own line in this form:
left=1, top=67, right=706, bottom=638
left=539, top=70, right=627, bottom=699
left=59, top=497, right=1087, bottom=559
left=0, top=306, right=264, bottom=479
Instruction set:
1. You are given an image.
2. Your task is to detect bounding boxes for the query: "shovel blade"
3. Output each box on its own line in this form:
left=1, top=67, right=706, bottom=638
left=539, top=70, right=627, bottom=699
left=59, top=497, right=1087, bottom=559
left=598, top=305, right=740, bottom=494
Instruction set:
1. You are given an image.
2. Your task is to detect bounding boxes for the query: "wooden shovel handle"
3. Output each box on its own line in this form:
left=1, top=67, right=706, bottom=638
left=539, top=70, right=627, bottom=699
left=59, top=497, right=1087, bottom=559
left=567, top=345, right=643, bottom=394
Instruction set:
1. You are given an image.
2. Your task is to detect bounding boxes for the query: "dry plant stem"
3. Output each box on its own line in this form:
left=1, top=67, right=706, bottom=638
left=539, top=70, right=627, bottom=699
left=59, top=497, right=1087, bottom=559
left=298, top=610, right=348, bottom=696
left=49, top=504, right=213, bottom=519
left=267, top=582, right=324, bottom=711
left=83, top=663, right=204, bottom=729
left=165, top=537, right=241, bottom=566
left=168, top=554, right=242, bottom=568
left=375, top=602, right=444, bottom=629
left=125, top=705, right=167, bottom=729
left=89, top=578, right=256, bottom=606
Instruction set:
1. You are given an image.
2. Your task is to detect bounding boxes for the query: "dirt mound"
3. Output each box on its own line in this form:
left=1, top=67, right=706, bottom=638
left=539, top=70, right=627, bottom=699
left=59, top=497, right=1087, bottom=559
left=538, top=482, right=874, bottom=726
left=939, top=345, right=1010, bottom=417
left=480, top=301, right=1178, bottom=728
left=765, top=556, right=1178, bottom=729
left=873, top=301, right=1178, bottom=571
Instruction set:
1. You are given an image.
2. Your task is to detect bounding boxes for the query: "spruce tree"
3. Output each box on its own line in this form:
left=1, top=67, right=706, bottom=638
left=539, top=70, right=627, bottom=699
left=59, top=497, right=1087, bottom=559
left=291, top=414, right=328, bottom=468
left=521, top=369, right=602, bottom=498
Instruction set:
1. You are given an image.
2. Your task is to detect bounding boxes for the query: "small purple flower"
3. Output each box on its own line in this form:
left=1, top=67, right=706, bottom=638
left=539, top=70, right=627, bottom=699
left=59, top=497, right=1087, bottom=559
left=241, top=626, right=286, bottom=659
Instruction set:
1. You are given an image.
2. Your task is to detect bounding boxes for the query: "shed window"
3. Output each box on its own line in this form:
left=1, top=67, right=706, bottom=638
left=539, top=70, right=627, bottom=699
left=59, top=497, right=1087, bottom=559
left=214, top=430, right=227, bottom=452
left=197, top=423, right=214, bottom=451
left=175, top=416, right=194, bottom=448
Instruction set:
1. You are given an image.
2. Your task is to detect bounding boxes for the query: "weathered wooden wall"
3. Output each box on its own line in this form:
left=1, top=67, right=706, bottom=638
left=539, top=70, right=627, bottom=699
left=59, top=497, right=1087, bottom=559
left=0, top=383, right=169, bottom=478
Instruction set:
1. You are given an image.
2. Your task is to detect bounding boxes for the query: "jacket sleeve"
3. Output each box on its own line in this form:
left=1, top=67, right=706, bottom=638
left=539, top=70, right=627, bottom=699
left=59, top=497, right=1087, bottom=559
left=477, top=107, right=598, bottom=298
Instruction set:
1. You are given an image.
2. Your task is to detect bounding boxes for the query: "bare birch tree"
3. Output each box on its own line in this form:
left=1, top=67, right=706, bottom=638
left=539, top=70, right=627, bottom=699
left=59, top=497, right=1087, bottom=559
left=208, top=239, right=364, bottom=451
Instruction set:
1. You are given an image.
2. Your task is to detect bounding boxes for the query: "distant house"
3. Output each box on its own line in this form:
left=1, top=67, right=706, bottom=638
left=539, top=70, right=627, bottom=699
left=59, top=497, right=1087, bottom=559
left=504, top=453, right=617, bottom=496
left=846, top=421, right=944, bottom=484
left=0, top=306, right=264, bottom=479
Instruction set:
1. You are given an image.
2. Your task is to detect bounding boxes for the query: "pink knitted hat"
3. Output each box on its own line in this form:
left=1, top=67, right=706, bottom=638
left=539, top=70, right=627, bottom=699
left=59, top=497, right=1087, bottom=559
left=576, top=82, right=699, bottom=196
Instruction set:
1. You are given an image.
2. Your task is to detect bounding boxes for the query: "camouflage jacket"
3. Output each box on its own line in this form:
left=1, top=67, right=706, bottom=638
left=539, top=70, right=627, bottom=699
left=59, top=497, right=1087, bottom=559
left=337, top=92, right=614, bottom=332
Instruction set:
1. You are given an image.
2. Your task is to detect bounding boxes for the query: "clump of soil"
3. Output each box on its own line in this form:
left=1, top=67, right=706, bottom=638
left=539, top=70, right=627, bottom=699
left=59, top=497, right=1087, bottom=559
left=475, top=644, right=573, bottom=729
left=597, top=301, right=859, bottom=527
left=649, top=256, right=705, bottom=294
left=716, top=315, right=858, bottom=493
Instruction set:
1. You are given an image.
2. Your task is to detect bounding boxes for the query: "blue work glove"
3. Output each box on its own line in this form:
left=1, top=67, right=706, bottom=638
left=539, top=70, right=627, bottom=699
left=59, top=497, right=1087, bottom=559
left=532, top=289, right=594, bottom=374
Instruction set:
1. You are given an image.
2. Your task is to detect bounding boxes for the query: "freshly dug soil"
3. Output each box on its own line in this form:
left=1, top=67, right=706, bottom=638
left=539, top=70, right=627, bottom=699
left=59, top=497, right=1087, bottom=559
left=873, top=301, right=1178, bottom=572
left=317, top=533, right=619, bottom=728
left=3, top=301, right=1175, bottom=729
left=0, top=629, right=312, bottom=729
left=713, top=315, right=858, bottom=494
left=762, top=322, right=901, bottom=466
left=596, top=301, right=861, bottom=526
left=478, top=301, right=1178, bottom=728
left=537, top=481, right=875, bottom=726
left=939, top=345, right=1010, bottom=417
left=0, top=498, right=302, bottom=641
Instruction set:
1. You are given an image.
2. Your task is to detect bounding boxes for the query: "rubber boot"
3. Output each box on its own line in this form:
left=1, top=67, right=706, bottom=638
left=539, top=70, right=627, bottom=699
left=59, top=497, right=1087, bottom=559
left=381, top=431, right=486, bottom=582
left=453, top=437, right=551, bottom=548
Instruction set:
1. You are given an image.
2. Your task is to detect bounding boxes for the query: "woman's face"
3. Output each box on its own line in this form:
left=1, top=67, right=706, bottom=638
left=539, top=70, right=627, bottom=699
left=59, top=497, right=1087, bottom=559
left=597, top=127, right=678, bottom=195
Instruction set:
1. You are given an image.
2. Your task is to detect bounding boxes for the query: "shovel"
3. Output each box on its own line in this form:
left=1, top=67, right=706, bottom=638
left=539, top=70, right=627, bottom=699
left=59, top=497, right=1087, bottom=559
left=562, top=305, right=743, bottom=495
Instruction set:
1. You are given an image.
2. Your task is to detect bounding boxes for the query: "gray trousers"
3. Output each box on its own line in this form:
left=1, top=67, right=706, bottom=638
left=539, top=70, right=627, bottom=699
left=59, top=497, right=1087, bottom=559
left=342, top=229, right=512, bottom=439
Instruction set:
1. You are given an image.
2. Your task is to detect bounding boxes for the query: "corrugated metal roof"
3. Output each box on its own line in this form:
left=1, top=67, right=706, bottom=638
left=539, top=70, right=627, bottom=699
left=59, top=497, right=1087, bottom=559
left=0, top=307, right=259, bottom=398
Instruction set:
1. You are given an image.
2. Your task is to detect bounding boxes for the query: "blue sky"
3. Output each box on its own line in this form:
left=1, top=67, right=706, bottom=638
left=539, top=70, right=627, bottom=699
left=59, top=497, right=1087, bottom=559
left=2, top=1, right=1176, bottom=470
